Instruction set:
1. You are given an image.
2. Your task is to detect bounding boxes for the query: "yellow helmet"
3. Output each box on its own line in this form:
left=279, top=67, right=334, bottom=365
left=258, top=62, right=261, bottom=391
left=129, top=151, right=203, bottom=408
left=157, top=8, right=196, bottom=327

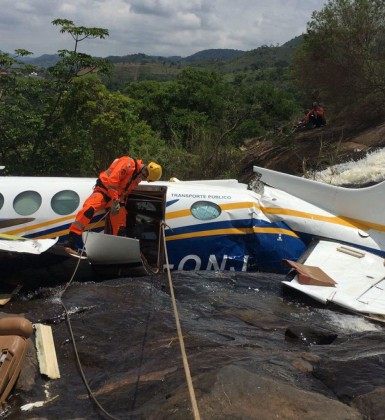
left=146, top=161, right=162, bottom=182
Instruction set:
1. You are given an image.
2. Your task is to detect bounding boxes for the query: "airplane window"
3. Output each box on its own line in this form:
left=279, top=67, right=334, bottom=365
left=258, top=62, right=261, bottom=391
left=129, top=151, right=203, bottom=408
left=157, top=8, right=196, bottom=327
left=51, top=190, right=80, bottom=215
left=13, top=191, right=42, bottom=216
left=190, top=201, right=221, bottom=220
left=0, top=193, right=3, bottom=210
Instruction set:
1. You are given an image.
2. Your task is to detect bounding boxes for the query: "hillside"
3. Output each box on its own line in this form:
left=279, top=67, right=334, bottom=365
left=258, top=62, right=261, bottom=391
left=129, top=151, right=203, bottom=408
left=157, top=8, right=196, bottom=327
left=20, top=48, right=244, bottom=68
left=18, top=36, right=303, bottom=86
left=106, top=53, right=177, bottom=64
left=239, top=120, right=385, bottom=183
left=183, top=48, right=245, bottom=63
left=21, top=53, right=60, bottom=67
left=214, top=35, right=303, bottom=73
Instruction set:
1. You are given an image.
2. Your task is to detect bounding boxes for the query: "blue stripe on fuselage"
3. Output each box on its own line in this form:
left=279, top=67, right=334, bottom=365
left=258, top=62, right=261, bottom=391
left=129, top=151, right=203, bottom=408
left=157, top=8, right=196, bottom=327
left=164, top=218, right=293, bottom=237
left=166, top=231, right=306, bottom=273
left=24, top=213, right=105, bottom=239
left=166, top=199, right=179, bottom=207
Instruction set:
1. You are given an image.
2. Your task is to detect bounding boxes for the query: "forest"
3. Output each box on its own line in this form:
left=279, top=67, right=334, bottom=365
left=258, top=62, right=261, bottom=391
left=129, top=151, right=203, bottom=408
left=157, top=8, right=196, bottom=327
left=1, top=0, right=385, bottom=180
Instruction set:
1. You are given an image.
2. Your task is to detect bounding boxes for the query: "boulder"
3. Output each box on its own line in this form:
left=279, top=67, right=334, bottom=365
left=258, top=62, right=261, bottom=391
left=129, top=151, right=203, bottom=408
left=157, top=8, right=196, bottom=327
left=158, top=365, right=362, bottom=419
left=352, top=386, right=385, bottom=420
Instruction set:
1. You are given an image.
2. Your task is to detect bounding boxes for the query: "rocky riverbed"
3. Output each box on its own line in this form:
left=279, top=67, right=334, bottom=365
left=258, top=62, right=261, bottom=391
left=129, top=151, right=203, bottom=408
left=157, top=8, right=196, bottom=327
left=3, top=271, right=385, bottom=419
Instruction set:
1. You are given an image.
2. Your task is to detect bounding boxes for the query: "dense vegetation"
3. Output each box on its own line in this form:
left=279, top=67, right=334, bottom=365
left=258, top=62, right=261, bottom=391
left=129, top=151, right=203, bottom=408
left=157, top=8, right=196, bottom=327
left=1, top=0, right=383, bottom=179
left=294, top=0, right=385, bottom=127
left=0, top=20, right=300, bottom=179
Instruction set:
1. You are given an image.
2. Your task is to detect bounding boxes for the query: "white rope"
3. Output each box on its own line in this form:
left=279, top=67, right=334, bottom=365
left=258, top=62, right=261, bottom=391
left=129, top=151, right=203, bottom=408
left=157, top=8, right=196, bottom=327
left=161, top=223, right=201, bottom=420
left=59, top=216, right=200, bottom=420
left=59, top=213, right=120, bottom=420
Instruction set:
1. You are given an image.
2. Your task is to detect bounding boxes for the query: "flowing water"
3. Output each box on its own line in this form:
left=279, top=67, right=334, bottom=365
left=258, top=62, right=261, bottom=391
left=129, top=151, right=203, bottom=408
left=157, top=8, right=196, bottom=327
left=310, top=147, right=385, bottom=186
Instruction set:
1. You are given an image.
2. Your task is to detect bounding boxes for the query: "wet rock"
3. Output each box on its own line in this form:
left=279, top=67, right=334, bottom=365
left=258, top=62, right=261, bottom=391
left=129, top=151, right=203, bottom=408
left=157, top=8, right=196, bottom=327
left=1, top=273, right=383, bottom=418
left=300, top=352, right=321, bottom=364
left=292, top=358, right=313, bottom=373
left=79, top=366, right=178, bottom=399
left=239, top=122, right=385, bottom=181
left=314, top=354, right=385, bottom=402
left=313, top=333, right=385, bottom=402
left=15, top=339, right=38, bottom=392
left=285, top=325, right=338, bottom=345
left=224, top=308, right=285, bottom=331
left=352, top=386, right=385, bottom=420
left=157, top=365, right=362, bottom=419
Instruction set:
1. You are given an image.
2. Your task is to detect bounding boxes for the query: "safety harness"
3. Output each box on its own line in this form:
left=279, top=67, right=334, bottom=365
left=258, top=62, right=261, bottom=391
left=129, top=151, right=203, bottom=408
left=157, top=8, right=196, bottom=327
left=94, top=159, right=142, bottom=203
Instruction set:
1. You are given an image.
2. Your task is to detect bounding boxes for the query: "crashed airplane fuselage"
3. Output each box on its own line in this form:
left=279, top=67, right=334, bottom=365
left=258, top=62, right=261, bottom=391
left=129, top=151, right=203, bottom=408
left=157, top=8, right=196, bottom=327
left=1, top=168, right=385, bottom=316
left=1, top=170, right=385, bottom=271
left=0, top=175, right=306, bottom=273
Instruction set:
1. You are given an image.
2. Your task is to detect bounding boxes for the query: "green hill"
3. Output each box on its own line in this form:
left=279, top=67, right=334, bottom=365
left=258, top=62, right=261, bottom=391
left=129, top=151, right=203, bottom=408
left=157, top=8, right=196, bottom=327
left=21, top=53, right=60, bottom=67
left=18, top=35, right=304, bottom=87
left=183, top=49, right=245, bottom=63
left=215, top=35, right=304, bottom=73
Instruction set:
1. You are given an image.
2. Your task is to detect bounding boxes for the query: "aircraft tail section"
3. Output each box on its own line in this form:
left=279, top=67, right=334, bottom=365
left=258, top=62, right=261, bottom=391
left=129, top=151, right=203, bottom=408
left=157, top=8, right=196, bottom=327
left=253, top=165, right=385, bottom=226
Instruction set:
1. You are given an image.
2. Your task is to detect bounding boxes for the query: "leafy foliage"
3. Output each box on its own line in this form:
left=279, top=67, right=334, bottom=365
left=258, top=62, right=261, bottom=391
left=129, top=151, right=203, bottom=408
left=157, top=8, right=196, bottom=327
left=0, top=20, right=113, bottom=175
left=1, top=18, right=302, bottom=180
left=293, top=0, right=385, bottom=122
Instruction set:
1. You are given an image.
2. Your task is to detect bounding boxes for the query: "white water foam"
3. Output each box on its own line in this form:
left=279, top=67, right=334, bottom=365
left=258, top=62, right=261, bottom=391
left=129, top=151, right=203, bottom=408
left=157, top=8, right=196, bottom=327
left=321, top=310, right=382, bottom=333
left=309, top=147, right=385, bottom=186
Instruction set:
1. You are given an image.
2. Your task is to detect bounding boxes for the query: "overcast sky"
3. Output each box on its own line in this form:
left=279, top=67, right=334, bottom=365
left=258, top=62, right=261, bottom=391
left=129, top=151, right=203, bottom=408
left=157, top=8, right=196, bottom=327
left=1, top=0, right=327, bottom=57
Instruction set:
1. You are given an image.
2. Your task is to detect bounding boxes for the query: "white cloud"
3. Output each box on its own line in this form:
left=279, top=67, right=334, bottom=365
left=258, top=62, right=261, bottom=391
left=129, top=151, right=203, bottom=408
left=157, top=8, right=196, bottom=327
left=58, top=3, right=78, bottom=14
left=14, top=1, right=34, bottom=12
left=0, top=0, right=328, bottom=57
left=175, top=12, right=201, bottom=29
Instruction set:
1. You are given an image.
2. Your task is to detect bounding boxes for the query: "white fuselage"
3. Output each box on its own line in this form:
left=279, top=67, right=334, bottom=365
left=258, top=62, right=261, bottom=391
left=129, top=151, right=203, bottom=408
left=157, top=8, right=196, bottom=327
left=1, top=175, right=384, bottom=272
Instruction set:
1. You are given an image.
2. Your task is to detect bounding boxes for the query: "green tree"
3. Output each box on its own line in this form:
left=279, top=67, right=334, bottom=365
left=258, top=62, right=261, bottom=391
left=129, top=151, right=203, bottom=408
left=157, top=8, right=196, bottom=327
left=58, top=75, right=164, bottom=174
left=0, top=50, right=47, bottom=174
left=0, top=19, right=112, bottom=175
left=293, top=0, right=385, bottom=119
left=30, top=19, right=111, bottom=172
left=125, top=80, right=177, bottom=140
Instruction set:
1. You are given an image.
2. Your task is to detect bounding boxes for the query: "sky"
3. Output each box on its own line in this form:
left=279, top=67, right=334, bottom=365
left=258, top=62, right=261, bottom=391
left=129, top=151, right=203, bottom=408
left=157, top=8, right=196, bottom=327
left=1, top=0, right=328, bottom=58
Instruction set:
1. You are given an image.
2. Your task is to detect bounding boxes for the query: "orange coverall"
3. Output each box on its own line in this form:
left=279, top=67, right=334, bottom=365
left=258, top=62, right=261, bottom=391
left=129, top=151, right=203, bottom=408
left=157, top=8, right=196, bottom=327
left=70, top=156, right=143, bottom=236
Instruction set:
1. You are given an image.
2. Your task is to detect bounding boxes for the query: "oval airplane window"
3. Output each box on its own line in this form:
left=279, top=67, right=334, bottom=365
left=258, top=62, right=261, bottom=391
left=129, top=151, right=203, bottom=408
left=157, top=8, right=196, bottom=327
left=191, top=201, right=221, bottom=220
left=51, top=190, right=80, bottom=215
left=0, top=193, right=3, bottom=210
left=13, top=191, right=42, bottom=216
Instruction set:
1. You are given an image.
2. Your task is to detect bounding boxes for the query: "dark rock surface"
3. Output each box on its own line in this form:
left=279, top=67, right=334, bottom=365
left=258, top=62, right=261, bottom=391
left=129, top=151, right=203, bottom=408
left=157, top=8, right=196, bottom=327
left=239, top=122, right=385, bottom=181
left=2, top=271, right=384, bottom=419
left=352, top=387, right=385, bottom=420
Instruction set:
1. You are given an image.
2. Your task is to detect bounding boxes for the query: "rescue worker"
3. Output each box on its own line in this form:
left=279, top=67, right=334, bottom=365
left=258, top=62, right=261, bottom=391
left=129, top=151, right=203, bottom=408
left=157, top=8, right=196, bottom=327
left=305, top=102, right=326, bottom=128
left=63, top=156, right=162, bottom=253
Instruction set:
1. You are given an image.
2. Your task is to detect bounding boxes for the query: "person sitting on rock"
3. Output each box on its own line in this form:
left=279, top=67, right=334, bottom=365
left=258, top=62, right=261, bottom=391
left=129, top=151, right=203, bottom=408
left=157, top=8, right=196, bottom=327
left=305, top=102, right=326, bottom=128
left=295, top=110, right=311, bottom=131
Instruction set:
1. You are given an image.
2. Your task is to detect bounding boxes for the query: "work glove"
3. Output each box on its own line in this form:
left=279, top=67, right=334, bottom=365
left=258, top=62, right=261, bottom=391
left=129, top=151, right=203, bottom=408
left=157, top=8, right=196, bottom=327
left=111, top=200, right=120, bottom=215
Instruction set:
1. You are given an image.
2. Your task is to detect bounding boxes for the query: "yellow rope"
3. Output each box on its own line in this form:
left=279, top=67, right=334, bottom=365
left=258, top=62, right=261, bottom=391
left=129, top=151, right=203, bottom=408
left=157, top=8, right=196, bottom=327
left=161, top=223, right=201, bottom=420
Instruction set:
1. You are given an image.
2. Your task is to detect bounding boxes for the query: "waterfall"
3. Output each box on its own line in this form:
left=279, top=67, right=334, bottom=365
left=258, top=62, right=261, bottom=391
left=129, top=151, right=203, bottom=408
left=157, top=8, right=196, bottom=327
left=309, top=148, right=385, bottom=187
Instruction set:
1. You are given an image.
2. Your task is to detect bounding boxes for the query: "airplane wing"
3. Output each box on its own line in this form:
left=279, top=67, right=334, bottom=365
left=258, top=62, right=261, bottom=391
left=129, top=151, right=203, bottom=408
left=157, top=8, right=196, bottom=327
left=0, top=234, right=58, bottom=255
left=283, top=240, right=385, bottom=317
left=253, top=165, right=385, bottom=226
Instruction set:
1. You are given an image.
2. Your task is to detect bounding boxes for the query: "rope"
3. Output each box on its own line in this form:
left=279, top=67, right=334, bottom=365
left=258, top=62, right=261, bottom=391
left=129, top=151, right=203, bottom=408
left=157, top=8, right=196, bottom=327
left=161, top=223, right=201, bottom=420
left=61, top=300, right=119, bottom=420
left=59, top=211, right=158, bottom=419
left=58, top=213, right=200, bottom=420
left=130, top=285, right=154, bottom=417
left=139, top=221, right=164, bottom=275
left=58, top=213, right=120, bottom=420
